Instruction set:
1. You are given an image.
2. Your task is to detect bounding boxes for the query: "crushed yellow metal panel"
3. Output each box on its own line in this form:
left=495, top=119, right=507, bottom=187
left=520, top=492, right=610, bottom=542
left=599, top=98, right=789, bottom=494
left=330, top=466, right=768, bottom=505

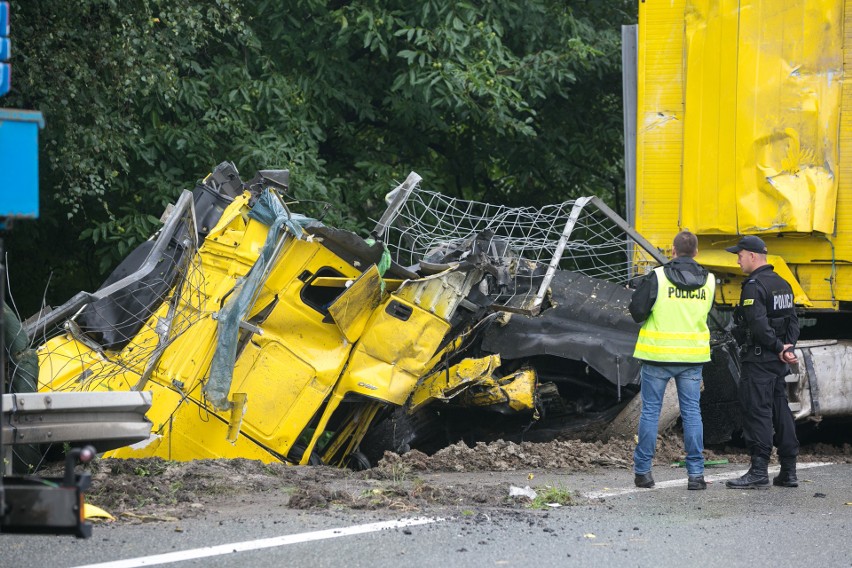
left=142, top=316, right=219, bottom=390
left=459, top=368, right=537, bottom=413
left=683, top=0, right=841, bottom=235
left=37, top=335, right=108, bottom=392
left=295, top=295, right=453, bottom=464
left=337, top=297, right=452, bottom=406
left=408, top=354, right=503, bottom=412
left=637, top=0, right=852, bottom=308
left=392, top=267, right=483, bottom=320
left=230, top=340, right=319, bottom=441
left=106, top=381, right=274, bottom=462
left=408, top=355, right=536, bottom=414
left=327, top=264, right=383, bottom=343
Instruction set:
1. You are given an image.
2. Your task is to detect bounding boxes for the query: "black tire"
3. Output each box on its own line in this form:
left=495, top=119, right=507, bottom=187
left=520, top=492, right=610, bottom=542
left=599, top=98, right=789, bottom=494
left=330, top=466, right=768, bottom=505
left=287, top=444, right=324, bottom=466
left=345, top=450, right=371, bottom=471
left=359, top=407, right=446, bottom=463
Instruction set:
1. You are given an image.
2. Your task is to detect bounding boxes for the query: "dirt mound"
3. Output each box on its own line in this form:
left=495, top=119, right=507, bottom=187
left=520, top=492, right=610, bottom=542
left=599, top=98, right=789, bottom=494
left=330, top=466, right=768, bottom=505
left=83, top=458, right=330, bottom=517
left=374, top=439, right=634, bottom=474
left=56, top=435, right=851, bottom=523
left=371, top=435, right=747, bottom=475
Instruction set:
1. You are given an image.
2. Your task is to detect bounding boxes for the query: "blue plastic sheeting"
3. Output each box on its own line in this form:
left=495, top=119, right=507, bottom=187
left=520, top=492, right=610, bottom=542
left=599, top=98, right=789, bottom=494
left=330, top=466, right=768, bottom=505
left=203, top=189, right=316, bottom=410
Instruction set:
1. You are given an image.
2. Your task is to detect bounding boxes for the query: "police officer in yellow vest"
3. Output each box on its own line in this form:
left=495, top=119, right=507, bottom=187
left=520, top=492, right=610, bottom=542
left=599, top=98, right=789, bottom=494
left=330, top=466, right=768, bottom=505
left=629, top=230, right=715, bottom=490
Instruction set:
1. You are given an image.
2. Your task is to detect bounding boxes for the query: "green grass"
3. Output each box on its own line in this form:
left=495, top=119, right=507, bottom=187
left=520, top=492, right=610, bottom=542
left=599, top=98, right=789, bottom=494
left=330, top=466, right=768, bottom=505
left=390, top=463, right=410, bottom=484
left=529, top=485, right=573, bottom=510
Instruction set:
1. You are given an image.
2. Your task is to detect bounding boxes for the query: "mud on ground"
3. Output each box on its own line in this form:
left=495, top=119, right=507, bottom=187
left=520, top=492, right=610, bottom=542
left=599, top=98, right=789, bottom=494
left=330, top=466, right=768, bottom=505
left=59, top=434, right=852, bottom=524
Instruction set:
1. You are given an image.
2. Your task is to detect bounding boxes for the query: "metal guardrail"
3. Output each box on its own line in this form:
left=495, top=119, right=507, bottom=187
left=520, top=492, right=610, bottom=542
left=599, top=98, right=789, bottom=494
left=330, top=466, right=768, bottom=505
left=1, top=391, right=153, bottom=452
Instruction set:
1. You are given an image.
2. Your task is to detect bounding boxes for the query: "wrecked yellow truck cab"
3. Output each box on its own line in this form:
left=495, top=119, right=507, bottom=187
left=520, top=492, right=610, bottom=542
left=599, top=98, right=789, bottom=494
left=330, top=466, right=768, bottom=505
left=21, top=163, right=672, bottom=470
left=36, top=175, right=457, bottom=466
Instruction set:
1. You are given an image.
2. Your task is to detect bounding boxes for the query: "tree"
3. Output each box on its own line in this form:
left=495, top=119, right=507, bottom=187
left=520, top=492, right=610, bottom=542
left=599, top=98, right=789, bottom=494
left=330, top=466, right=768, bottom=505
left=3, top=0, right=635, bottom=315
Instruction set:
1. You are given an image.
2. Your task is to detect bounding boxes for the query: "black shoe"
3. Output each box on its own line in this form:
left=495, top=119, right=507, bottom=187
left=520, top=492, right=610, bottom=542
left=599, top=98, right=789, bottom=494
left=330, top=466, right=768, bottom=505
left=687, top=475, right=706, bottom=490
left=774, top=457, right=799, bottom=487
left=726, top=457, right=770, bottom=489
left=634, top=472, right=655, bottom=488
left=726, top=472, right=770, bottom=489
left=773, top=470, right=799, bottom=487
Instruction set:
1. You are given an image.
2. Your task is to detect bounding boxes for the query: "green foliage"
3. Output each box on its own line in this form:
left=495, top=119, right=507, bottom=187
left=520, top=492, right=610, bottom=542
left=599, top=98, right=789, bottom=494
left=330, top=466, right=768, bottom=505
left=529, top=484, right=574, bottom=509
left=132, top=460, right=169, bottom=477
left=3, top=0, right=635, bottom=314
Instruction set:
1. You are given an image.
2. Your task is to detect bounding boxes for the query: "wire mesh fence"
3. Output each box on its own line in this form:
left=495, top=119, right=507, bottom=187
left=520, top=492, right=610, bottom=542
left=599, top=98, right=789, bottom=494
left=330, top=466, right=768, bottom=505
left=376, top=176, right=663, bottom=312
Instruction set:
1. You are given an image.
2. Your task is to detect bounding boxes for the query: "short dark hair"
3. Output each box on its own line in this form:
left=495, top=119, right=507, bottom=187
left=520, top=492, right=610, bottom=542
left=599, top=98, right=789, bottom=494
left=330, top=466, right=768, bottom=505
left=673, top=230, right=698, bottom=257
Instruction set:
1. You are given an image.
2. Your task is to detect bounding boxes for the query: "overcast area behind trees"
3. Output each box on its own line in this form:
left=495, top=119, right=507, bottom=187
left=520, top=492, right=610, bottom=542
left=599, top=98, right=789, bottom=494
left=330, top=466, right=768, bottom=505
left=2, top=0, right=636, bottom=315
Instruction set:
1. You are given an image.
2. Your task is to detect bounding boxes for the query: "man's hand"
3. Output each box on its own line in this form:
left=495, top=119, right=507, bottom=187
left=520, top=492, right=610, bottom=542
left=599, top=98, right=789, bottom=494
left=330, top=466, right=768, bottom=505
left=779, top=344, right=798, bottom=364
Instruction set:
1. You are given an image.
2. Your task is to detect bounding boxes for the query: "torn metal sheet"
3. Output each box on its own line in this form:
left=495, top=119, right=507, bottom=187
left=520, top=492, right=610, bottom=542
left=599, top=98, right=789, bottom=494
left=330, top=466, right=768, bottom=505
left=408, top=354, right=504, bottom=412
left=457, top=367, right=537, bottom=413
left=327, top=265, right=384, bottom=343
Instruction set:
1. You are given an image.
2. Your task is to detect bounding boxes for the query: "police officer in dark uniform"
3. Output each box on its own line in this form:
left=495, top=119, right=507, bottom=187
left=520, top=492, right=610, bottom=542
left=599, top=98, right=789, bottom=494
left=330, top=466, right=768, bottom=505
left=724, top=236, right=800, bottom=489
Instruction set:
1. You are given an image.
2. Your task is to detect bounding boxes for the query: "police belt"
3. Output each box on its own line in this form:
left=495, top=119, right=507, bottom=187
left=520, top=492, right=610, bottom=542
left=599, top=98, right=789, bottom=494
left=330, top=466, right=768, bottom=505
left=739, top=343, right=763, bottom=357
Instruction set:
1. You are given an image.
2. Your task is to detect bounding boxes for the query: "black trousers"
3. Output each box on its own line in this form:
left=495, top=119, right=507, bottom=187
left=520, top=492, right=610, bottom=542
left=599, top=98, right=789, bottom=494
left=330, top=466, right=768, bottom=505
left=739, top=360, right=799, bottom=460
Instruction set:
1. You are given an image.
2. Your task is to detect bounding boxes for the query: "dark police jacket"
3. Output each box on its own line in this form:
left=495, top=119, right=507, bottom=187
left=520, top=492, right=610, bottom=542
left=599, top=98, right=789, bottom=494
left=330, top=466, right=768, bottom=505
left=733, top=264, right=800, bottom=363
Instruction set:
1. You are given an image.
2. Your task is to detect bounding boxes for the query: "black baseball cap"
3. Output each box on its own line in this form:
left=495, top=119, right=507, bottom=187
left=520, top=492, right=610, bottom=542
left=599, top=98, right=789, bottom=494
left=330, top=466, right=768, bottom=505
left=725, top=235, right=767, bottom=254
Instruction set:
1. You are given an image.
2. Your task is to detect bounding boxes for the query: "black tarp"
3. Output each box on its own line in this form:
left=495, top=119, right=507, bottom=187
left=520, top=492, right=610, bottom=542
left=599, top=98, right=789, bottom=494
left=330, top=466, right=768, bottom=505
left=480, top=270, right=642, bottom=388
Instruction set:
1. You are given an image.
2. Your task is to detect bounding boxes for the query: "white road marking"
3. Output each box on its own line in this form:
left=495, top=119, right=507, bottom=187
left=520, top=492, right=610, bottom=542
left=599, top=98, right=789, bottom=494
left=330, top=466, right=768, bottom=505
left=70, top=516, right=443, bottom=568
left=584, top=461, right=834, bottom=499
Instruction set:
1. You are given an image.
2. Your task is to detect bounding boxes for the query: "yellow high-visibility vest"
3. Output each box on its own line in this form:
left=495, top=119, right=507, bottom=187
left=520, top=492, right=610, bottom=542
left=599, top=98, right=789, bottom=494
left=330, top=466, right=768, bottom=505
left=633, top=266, right=715, bottom=363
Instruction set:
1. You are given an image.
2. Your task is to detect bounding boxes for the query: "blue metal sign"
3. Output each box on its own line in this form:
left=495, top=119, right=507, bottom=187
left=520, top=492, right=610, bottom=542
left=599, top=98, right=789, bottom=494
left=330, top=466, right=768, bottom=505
left=0, top=108, right=45, bottom=220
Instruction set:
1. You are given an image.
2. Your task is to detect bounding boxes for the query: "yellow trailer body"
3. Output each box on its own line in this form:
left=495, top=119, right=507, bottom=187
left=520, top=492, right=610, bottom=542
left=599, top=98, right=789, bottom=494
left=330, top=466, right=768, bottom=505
left=636, top=0, right=852, bottom=310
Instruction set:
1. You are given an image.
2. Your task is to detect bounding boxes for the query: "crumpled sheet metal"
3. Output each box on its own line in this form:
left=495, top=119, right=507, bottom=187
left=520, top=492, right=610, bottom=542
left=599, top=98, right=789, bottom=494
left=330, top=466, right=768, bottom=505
left=681, top=0, right=841, bottom=235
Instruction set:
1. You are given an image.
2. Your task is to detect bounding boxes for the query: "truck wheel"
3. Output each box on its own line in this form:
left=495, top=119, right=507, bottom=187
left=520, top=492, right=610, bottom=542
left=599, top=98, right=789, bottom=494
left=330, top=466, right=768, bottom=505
left=346, top=450, right=371, bottom=471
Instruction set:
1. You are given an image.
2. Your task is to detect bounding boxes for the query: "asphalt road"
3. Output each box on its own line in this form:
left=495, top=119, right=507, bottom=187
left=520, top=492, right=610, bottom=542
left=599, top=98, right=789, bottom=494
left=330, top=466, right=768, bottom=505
left=3, top=462, right=851, bottom=568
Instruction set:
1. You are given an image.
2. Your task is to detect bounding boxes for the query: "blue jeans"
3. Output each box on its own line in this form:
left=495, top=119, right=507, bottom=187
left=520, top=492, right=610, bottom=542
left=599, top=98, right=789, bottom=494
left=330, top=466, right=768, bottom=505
left=633, top=363, right=704, bottom=477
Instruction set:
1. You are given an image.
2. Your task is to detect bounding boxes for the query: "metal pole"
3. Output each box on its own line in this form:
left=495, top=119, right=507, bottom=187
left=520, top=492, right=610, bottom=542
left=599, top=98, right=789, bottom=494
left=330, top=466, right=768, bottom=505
left=531, top=195, right=667, bottom=313
left=589, top=196, right=667, bottom=265
left=1, top=236, right=6, bottom=514
left=622, top=25, right=639, bottom=278
left=372, top=172, right=422, bottom=238
left=531, top=197, right=593, bottom=313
